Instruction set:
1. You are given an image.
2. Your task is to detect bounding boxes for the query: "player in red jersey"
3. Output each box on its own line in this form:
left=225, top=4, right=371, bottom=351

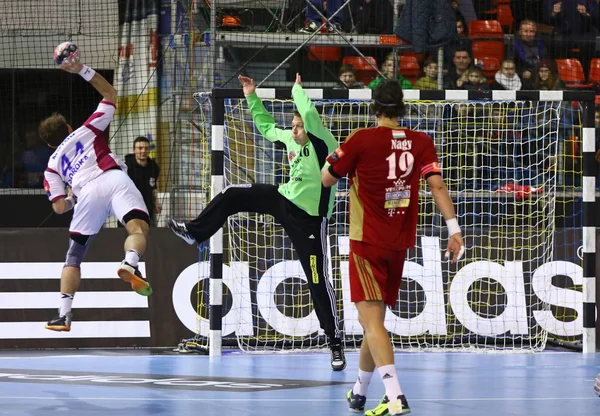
left=322, top=79, right=464, bottom=416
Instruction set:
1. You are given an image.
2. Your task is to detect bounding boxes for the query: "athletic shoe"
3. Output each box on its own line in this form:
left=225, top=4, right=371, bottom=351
left=118, top=261, right=153, bottom=296
left=168, top=219, right=196, bottom=245
left=365, top=394, right=411, bottom=416
left=594, top=373, right=600, bottom=397
left=299, top=21, right=319, bottom=34
left=347, top=389, right=367, bottom=413
left=328, top=23, right=345, bottom=33
left=330, top=342, right=347, bottom=371
left=45, top=311, right=72, bottom=332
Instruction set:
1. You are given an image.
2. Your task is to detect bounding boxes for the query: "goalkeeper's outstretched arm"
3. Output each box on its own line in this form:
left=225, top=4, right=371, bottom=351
left=238, top=75, right=293, bottom=145
left=291, top=73, right=337, bottom=151
left=426, top=174, right=465, bottom=263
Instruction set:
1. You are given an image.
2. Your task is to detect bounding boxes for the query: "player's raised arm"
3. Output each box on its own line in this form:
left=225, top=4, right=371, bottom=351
left=291, top=73, right=337, bottom=150
left=60, top=59, right=117, bottom=104
left=239, top=75, right=292, bottom=146
left=426, top=174, right=465, bottom=263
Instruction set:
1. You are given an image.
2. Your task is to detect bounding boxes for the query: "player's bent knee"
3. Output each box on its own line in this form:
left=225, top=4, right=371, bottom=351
left=66, top=233, right=94, bottom=268
left=122, top=209, right=150, bottom=227
left=125, top=217, right=150, bottom=237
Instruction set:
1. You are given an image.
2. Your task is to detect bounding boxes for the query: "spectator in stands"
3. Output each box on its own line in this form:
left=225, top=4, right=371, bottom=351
left=444, top=17, right=472, bottom=68
left=125, top=137, right=161, bottom=226
left=544, top=0, right=597, bottom=72
left=349, top=0, right=393, bottom=34
left=532, top=59, right=565, bottom=89
left=368, top=53, right=414, bottom=90
left=443, top=49, right=473, bottom=89
left=490, top=59, right=523, bottom=90
left=336, top=64, right=365, bottom=89
left=414, top=60, right=440, bottom=90
left=460, top=66, right=491, bottom=90
left=514, top=19, right=548, bottom=86
left=299, top=0, right=345, bottom=33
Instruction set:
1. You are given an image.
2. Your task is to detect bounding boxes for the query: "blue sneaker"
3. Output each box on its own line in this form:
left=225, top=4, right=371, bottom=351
left=347, top=389, right=367, bottom=413
left=365, top=394, right=411, bottom=415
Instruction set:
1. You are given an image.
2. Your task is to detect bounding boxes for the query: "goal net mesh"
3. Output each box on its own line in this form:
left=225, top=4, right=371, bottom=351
left=195, top=95, right=579, bottom=353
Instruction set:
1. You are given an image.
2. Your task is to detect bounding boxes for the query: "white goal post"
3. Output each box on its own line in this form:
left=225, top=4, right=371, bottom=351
left=197, top=88, right=597, bottom=355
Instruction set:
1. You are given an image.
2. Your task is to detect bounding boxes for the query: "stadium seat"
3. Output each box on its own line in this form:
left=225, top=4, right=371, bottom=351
left=472, top=40, right=505, bottom=63
left=477, top=57, right=501, bottom=83
left=468, top=20, right=504, bottom=39
left=496, top=4, right=514, bottom=33
left=342, top=56, right=379, bottom=85
left=307, top=46, right=341, bottom=62
left=399, top=55, right=421, bottom=84
left=555, top=58, right=594, bottom=89
left=589, top=58, right=600, bottom=83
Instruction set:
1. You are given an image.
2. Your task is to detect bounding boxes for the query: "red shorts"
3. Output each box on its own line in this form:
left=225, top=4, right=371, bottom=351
left=349, top=239, right=407, bottom=307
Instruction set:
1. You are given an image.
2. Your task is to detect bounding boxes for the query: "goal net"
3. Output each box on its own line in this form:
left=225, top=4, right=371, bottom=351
left=195, top=91, right=585, bottom=353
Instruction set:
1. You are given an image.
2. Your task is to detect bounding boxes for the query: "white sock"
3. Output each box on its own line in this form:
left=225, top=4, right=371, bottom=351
left=59, top=293, right=74, bottom=316
left=125, top=249, right=141, bottom=267
left=378, top=364, right=403, bottom=399
left=352, top=369, right=374, bottom=396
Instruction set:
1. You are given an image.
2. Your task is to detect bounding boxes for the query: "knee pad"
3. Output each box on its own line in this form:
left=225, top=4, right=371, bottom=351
left=122, top=209, right=150, bottom=226
left=65, top=233, right=94, bottom=268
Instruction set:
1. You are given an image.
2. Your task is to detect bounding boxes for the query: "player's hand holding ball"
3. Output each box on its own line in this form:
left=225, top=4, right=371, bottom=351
left=54, top=41, right=83, bottom=73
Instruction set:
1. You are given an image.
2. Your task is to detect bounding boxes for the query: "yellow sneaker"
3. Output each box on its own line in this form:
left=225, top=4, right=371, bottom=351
left=365, top=394, right=411, bottom=416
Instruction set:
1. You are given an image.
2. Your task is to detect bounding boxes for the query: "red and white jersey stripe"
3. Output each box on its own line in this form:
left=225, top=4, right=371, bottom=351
left=43, top=100, right=126, bottom=201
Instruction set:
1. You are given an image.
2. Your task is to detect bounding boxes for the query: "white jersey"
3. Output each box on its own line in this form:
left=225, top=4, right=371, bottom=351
left=43, top=100, right=126, bottom=201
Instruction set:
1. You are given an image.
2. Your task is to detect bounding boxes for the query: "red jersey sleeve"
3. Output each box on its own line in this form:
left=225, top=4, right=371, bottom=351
left=419, top=134, right=442, bottom=179
left=326, top=129, right=364, bottom=178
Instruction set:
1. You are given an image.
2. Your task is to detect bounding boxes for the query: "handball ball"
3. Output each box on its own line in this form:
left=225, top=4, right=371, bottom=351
left=54, top=42, right=79, bottom=65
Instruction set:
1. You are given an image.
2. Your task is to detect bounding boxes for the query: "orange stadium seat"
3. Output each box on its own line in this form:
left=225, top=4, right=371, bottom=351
left=477, top=57, right=501, bottom=83
left=589, top=58, right=600, bottom=83
left=307, top=46, right=341, bottom=62
left=468, top=20, right=504, bottom=39
left=555, top=58, right=594, bottom=89
left=399, top=55, right=421, bottom=84
left=472, top=40, right=505, bottom=63
left=484, top=0, right=512, bottom=17
left=496, top=5, right=514, bottom=33
left=342, top=56, right=379, bottom=85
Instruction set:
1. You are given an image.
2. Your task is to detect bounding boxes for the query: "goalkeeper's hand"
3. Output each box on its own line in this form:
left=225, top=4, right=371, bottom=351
left=445, top=233, right=465, bottom=263
left=238, top=75, right=256, bottom=96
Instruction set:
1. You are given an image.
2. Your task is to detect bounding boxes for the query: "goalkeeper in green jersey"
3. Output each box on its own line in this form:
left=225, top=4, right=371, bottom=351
left=168, top=73, right=345, bottom=371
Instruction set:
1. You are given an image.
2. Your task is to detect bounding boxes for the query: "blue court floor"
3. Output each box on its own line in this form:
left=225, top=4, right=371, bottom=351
left=0, top=349, right=598, bottom=416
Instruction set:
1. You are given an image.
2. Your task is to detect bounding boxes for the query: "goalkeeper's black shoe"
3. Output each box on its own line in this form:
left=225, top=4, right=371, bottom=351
left=118, top=261, right=152, bottom=296
left=366, top=394, right=411, bottom=416
left=330, top=342, right=347, bottom=371
left=168, top=219, right=196, bottom=245
left=45, top=311, right=72, bottom=332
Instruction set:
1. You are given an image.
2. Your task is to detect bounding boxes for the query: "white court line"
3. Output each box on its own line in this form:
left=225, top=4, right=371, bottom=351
left=0, top=397, right=597, bottom=402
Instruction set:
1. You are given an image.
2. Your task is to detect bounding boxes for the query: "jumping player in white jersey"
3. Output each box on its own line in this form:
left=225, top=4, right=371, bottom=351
left=40, top=57, right=153, bottom=332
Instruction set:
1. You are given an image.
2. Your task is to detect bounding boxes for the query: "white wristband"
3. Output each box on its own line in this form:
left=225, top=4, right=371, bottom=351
left=64, top=196, right=75, bottom=212
left=446, top=218, right=461, bottom=236
left=78, top=65, right=96, bottom=82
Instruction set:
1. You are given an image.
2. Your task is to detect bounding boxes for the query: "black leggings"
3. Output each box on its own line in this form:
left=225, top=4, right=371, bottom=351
left=186, top=183, right=341, bottom=341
